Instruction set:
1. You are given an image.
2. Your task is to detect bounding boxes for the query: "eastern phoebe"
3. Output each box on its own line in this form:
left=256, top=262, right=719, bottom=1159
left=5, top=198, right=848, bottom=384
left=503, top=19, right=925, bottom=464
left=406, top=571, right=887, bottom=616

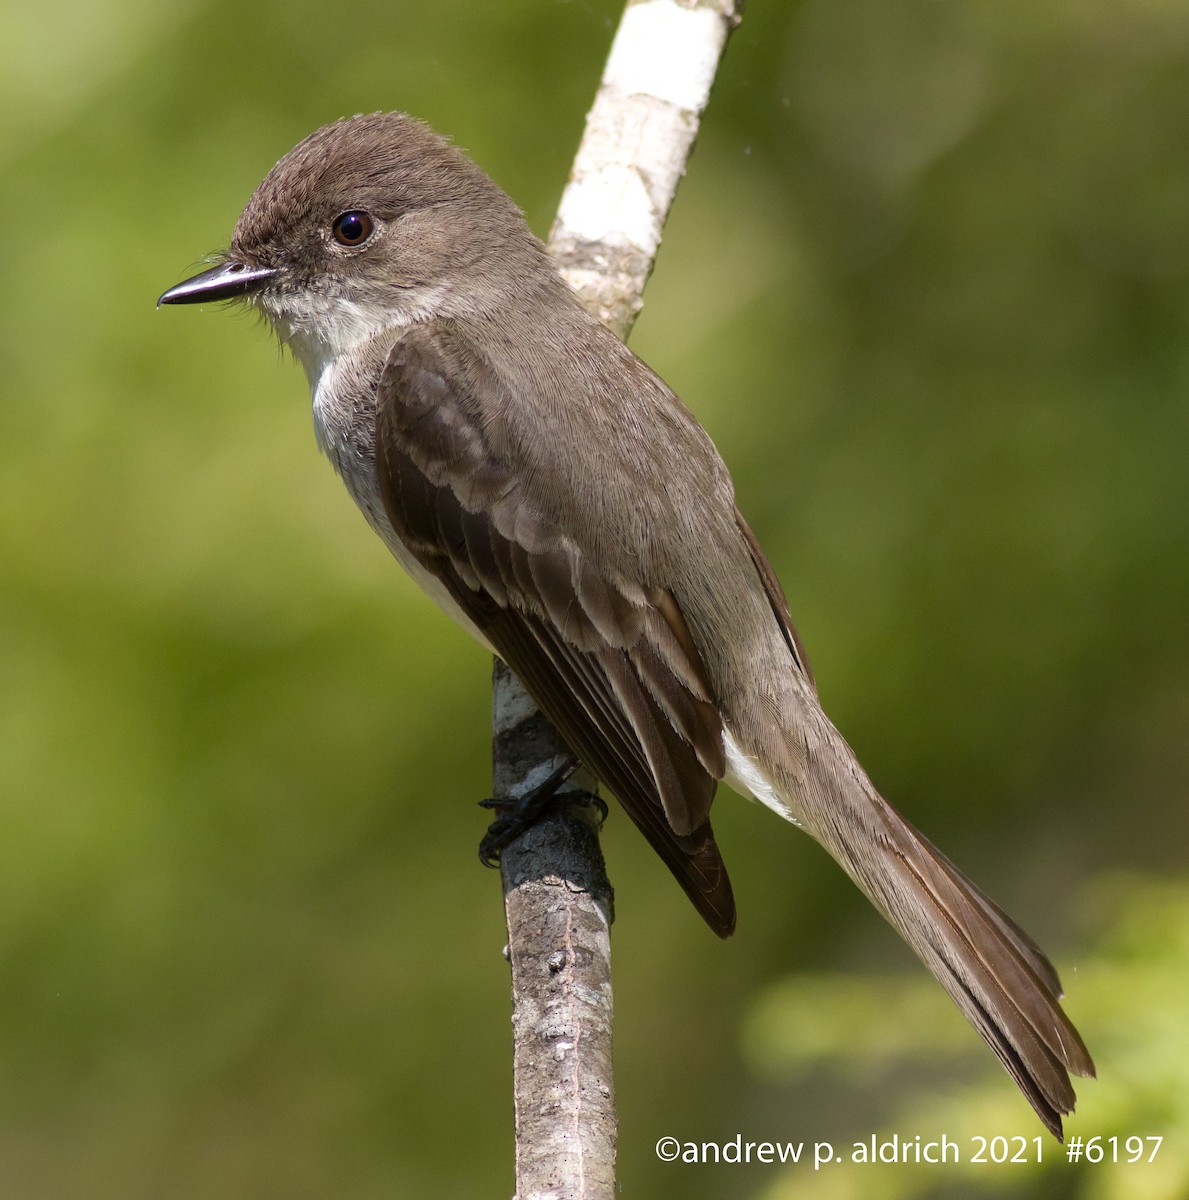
left=159, top=112, right=1093, bottom=1134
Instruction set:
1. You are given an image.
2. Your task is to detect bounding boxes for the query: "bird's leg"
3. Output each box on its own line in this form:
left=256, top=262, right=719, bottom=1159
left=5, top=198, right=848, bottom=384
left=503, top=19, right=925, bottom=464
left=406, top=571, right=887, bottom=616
left=478, top=755, right=607, bottom=866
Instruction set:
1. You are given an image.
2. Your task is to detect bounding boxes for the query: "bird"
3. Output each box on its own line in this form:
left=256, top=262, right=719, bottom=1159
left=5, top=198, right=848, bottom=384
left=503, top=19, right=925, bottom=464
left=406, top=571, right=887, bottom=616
left=159, top=111, right=1094, bottom=1135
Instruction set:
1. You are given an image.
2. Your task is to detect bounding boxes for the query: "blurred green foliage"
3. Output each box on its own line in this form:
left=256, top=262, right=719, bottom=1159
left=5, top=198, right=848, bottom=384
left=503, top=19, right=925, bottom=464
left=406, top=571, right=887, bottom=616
left=1, top=1, right=1186, bottom=1197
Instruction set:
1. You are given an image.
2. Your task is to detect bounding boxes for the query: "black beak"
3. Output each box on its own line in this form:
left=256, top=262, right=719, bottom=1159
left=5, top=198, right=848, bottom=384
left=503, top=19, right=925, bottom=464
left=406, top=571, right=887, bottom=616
left=157, top=260, right=277, bottom=307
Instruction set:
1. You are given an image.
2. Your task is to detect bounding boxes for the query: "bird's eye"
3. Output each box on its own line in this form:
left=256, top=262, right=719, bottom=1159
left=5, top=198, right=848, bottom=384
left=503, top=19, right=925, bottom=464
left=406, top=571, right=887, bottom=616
left=332, top=211, right=375, bottom=247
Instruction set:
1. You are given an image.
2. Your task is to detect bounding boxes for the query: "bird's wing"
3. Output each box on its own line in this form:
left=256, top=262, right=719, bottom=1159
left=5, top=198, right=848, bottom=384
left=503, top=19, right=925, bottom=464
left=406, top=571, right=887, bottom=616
left=734, top=507, right=816, bottom=691
left=373, top=320, right=736, bottom=937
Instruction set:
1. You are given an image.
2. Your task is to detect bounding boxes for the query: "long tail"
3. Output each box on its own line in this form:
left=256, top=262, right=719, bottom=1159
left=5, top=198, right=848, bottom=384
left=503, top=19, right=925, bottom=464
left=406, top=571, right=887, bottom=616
left=857, top=800, right=1094, bottom=1137
left=729, top=715, right=1095, bottom=1138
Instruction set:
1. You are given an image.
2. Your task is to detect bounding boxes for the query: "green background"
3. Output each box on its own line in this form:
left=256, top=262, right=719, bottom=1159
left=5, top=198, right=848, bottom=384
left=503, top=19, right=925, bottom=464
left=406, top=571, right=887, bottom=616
left=2, top=1, right=1186, bottom=1197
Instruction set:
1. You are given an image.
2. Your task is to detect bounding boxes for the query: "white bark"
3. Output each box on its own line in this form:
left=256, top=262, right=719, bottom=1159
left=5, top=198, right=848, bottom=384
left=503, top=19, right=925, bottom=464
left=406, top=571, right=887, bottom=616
left=493, top=3, right=743, bottom=1197
left=551, top=0, right=741, bottom=339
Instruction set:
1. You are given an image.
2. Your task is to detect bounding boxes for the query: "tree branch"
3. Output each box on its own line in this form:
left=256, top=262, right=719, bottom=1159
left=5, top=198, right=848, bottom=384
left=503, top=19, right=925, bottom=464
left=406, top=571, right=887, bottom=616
left=492, top=3, right=743, bottom=1197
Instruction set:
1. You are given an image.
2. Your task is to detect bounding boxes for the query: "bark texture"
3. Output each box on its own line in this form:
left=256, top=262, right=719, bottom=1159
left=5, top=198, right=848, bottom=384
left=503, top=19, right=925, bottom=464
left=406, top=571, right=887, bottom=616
left=492, top=3, right=744, bottom=1196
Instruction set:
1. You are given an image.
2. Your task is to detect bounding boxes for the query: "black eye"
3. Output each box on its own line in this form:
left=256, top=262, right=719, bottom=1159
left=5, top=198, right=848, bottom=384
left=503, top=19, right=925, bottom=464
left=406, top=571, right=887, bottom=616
left=332, top=211, right=375, bottom=247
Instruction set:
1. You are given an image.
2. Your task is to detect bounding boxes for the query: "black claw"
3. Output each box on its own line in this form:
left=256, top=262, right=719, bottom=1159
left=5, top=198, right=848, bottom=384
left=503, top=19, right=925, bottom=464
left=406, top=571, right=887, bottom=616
left=479, top=756, right=600, bottom=865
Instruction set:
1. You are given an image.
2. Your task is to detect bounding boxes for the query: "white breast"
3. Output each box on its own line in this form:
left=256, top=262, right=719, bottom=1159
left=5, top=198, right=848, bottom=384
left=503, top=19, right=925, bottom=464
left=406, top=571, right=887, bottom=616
left=311, top=352, right=497, bottom=653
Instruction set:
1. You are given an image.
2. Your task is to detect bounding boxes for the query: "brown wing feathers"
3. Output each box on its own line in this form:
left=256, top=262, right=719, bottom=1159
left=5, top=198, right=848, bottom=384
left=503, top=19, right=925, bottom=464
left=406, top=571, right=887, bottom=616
left=374, top=324, right=736, bottom=935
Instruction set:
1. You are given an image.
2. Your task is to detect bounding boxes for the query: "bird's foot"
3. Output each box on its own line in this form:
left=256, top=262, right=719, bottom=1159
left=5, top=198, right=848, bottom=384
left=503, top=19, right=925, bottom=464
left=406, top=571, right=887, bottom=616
left=478, top=757, right=606, bottom=866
